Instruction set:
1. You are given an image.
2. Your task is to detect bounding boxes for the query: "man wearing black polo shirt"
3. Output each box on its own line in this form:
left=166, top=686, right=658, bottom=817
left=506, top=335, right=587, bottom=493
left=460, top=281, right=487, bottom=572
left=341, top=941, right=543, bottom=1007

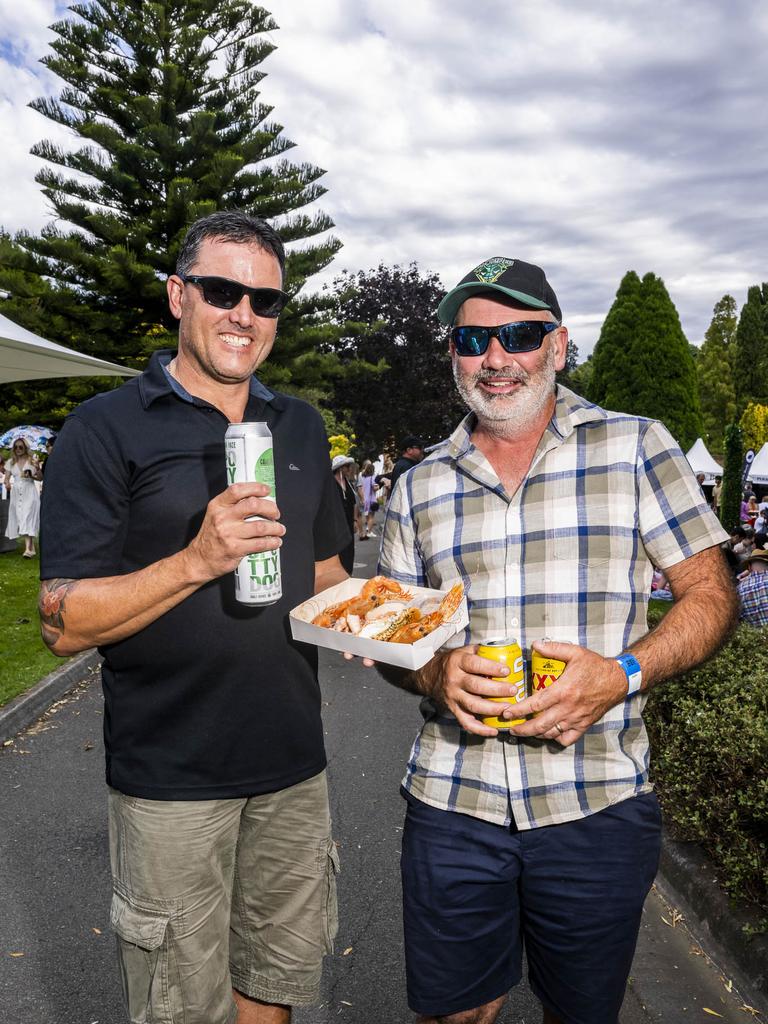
left=38, top=211, right=350, bottom=1024
left=390, top=435, right=425, bottom=492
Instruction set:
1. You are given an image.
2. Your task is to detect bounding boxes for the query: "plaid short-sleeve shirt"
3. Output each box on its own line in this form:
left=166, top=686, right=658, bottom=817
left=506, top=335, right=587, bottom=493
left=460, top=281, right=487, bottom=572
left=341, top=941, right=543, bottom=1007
left=738, top=571, right=768, bottom=626
left=379, top=386, right=728, bottom=830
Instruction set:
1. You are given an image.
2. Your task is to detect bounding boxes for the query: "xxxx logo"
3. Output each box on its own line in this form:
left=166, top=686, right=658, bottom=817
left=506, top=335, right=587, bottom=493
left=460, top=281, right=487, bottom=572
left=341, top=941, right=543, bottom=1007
left=533, top=673, right=558, bottom=690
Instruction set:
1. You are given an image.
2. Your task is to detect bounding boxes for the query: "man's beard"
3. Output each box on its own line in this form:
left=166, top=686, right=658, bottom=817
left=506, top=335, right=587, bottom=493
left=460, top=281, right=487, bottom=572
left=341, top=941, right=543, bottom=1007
left=452, top=342, right=557, bottom=439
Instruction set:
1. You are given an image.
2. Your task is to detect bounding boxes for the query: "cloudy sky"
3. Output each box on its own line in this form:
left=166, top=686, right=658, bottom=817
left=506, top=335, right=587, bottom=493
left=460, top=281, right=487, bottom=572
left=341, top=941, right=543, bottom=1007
left=1, top=0, right=767, bottom=358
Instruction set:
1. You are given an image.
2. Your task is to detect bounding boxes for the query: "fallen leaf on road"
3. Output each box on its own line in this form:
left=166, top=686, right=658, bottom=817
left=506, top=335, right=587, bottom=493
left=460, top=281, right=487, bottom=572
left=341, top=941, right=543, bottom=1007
left=9, top=952, right=24, bottom=958
left=723, top=978, right=733, bottom=993
left=2, top=740, right=13, bottom=747
left=92, top=928, right=102, bottom=935
left=703, top=1010, right=723, bottom=1017
left=740, top=1005, right=760, bottom=1017
left=83, top=742, right=95, bottom=751
left=661, top=909, right=683, bottom=928
left=341, top=1001, right=352, bottom=1006
left=342, top=947, right=353, bottom=956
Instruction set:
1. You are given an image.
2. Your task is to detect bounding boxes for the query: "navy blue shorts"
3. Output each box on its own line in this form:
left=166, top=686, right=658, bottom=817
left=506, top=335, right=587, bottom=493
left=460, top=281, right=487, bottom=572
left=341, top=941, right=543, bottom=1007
left=401, top=790, right=661, bottom=1023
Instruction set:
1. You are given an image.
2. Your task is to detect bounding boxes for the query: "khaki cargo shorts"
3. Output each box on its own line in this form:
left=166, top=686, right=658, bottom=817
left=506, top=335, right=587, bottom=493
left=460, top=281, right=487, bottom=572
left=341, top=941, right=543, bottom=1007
left=108, top=770, right=339, bottom=1024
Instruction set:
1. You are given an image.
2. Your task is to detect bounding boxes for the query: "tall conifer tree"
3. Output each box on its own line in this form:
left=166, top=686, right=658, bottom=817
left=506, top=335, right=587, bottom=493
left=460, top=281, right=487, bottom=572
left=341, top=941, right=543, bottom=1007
left=696, top=295, right=737, bottom=457
left=719, top=423, right=744, bottom=530
left=0, top=0, right=341, bottom=426
left=588, top=271, right=702, bottom=449
left=733, top=284, right=768, bottom=414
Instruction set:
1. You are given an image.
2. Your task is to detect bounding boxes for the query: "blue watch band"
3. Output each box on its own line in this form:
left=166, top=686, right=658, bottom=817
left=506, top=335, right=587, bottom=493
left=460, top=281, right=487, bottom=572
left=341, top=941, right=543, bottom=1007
left=615, top=653, right=642, bottom=696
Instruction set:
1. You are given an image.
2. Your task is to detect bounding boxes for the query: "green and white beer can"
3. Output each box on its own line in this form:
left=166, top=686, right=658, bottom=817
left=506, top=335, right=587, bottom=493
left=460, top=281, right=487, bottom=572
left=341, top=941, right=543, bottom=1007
left=225, top=421, right=282, bottom=606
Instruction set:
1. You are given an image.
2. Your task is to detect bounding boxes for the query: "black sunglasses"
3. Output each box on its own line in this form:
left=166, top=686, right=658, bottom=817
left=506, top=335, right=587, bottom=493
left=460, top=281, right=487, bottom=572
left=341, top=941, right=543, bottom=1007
left=181, top=275, right=288, bottom=318
left=451, top=320, right=559, bottom=357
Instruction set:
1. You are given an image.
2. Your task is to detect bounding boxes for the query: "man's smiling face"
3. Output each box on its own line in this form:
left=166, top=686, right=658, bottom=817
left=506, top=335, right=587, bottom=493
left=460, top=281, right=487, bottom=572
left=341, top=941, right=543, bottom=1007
left=170, top=237, right=283, bottom=385
left=450, top=295, right=566, bottom=435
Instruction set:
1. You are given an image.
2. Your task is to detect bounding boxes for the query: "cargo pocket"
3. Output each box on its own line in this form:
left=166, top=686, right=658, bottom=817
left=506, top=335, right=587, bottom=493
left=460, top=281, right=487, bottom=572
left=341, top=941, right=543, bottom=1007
left=322, top=840, right=341, bottom=953
left=110, top=889, right=175, bottom=1024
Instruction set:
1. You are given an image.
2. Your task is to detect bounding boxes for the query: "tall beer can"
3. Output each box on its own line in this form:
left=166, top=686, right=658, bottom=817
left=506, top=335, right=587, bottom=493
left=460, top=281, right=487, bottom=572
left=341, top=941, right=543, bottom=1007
left=478, top=639, right=527, bottom=728
left=225, top=422, right=282, bottom=606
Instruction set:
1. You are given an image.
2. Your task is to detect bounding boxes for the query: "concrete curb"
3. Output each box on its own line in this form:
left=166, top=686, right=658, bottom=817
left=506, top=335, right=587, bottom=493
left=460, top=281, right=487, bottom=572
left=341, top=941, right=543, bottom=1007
left=656, top=835, right=768, bottom=1012
left=0, top=650, right=101, bottom=744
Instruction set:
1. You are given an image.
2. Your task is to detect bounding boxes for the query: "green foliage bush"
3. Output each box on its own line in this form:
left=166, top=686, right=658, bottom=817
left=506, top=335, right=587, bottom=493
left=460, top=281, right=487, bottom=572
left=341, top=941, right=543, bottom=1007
left=644, top=607, right=768, bottom=916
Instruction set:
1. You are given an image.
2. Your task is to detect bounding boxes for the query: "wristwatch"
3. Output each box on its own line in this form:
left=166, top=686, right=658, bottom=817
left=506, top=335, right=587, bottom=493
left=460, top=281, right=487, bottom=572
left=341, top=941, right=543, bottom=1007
left=615, top=653, right=642, bottom=696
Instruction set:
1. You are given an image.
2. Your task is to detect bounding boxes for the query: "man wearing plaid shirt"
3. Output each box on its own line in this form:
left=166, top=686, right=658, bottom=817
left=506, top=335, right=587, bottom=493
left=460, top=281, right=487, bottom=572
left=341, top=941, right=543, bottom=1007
left=377, top=257, right=738, bottom=1024
left=737, top=549, right=768, bottom=625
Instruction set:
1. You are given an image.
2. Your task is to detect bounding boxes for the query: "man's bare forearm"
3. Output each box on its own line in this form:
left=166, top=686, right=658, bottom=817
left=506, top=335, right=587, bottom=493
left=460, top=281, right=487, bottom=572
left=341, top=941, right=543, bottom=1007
left=376, top=650, right=447, bottom=698
left=630, top=546, right=738, bottom=691
left=39, top=548, right=209, bottom=656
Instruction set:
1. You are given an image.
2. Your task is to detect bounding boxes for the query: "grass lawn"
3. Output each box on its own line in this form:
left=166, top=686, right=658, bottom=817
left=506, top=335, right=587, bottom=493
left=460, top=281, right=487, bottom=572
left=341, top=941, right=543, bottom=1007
left=0, top=546, right=67, bottom=706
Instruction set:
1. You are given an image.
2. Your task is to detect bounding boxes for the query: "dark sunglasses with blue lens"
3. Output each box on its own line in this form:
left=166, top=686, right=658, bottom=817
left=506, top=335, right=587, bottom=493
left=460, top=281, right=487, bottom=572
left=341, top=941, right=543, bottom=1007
left=181, top=275, right=288, bottom=318
left=450, top=320, right=559, bottom=357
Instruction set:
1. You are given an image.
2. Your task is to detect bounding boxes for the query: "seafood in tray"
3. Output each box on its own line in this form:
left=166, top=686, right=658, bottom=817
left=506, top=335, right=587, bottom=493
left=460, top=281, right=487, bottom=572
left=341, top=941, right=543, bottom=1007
left=289, top=576, right=469, bottom=670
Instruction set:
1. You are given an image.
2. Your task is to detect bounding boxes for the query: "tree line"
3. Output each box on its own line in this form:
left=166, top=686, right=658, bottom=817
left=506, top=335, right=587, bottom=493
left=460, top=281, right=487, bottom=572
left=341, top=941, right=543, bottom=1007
left=1, top=0, right=766, bottom=475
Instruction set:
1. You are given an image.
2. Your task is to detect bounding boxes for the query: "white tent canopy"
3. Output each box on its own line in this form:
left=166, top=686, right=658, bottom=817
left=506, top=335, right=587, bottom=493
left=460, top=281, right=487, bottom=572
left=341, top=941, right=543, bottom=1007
left=0, top=310, right=139, bottom=384
left=684, top=437, right=722, bottom=482
left=747, top=442, right=768, bottom=486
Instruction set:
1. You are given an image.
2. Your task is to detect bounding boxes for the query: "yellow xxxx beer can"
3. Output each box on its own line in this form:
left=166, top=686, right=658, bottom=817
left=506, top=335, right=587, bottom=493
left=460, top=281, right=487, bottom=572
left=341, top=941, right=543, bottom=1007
left=530, top=640, right=567, bottom=717
left=478, top=639, right=526, bottom=728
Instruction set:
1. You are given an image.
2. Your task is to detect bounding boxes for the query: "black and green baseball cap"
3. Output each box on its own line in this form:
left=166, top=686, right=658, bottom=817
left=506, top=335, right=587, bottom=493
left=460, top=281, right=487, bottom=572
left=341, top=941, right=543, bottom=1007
left=437, top=257, right=562, bottom=325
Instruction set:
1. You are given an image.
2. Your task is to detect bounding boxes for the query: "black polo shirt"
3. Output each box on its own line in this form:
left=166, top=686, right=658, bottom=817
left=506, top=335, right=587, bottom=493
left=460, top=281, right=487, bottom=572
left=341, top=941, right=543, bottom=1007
left=40, top=350, right=349, bottom=799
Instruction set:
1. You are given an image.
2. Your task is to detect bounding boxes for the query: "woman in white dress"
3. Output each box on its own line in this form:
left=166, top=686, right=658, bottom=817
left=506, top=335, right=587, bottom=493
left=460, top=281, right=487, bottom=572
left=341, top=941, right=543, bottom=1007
left=4, top=438, right=43, bottom=557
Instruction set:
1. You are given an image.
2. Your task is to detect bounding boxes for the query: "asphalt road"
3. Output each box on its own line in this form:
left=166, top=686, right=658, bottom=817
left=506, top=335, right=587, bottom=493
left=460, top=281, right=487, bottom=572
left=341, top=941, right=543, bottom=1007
left=0, top=541, right=755, bottom=1023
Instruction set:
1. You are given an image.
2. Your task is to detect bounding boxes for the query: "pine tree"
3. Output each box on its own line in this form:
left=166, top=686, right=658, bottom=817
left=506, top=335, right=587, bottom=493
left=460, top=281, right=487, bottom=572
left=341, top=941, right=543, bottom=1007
left=587, top=270, right=642, bottom=411
left=696, top=295, right=737, bottom=458
left=733, top=284, right=768, bottom=414
left=720, top=423, right=744, bottom=530
left=588, top=271, right=702, bottom=449
left=0, top=0, right=341, bottom=426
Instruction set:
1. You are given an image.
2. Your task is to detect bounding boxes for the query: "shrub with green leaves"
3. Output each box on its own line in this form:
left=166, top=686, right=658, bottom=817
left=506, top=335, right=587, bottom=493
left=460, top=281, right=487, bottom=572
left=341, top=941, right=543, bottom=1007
left=644, top=611, right=768, bottom=916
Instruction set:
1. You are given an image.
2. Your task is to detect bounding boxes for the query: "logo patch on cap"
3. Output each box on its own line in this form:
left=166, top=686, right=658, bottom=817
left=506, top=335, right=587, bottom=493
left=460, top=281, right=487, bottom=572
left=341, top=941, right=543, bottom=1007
left=473, top=257, right=514, bottom=284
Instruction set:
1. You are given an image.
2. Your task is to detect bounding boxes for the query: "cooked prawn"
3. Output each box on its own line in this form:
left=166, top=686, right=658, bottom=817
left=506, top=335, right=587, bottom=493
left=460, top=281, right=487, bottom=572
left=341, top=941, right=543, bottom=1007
left=389, top=583, right=464, bottom=644
left=311, top=576, right=412, bottom=628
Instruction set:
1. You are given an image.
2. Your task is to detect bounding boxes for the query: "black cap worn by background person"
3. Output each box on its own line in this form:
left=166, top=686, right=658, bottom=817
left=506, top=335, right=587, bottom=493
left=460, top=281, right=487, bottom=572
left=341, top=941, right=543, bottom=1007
left=437, top=257, right=562, bottom=325
left=400, top=436, right=424, bottom=452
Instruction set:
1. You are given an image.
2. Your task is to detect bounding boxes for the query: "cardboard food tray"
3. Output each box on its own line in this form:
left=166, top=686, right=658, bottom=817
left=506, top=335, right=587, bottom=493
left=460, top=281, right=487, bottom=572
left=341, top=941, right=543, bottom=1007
left=289, top=578, right=469, bottom=670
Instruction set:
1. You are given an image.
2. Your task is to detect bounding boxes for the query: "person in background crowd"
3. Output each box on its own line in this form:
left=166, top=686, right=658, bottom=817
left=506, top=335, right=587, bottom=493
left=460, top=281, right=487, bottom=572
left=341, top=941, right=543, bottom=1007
left=0, top=457, right=6, bottom=500
left=39, top=210, right=349, bottom=1024
left=744, top=494, right=759, bottom=526
left=4, top=437, right=42, bottom=557
left=332, top=454, right=357, bottom=573
left=711, top=474, right=722, bottom=515
left=375, top=453, right=395, bottom=505
left=357, top=459, right=379, bottom=539
left=737, top=549, right=768, bottom=627
left=728, top=525, right=754, bottom=561
left=377, top=255, right=737, bottom=1024
left=650, top=570, right=673, bottom=601
left=390, top=436, right=425, bottom=492
left=41, top=434, right=57, bottom=477
left=754, top=506, right=768, bottom=540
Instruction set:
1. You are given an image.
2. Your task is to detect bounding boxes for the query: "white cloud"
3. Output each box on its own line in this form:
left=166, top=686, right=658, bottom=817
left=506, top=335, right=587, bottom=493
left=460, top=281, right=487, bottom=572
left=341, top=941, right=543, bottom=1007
left=1, top=0, right=766, bottom=357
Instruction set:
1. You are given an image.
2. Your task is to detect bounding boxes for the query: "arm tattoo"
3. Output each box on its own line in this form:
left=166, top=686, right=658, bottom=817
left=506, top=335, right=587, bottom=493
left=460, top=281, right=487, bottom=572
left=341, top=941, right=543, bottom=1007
left=38, top=578, right=81, bottom=648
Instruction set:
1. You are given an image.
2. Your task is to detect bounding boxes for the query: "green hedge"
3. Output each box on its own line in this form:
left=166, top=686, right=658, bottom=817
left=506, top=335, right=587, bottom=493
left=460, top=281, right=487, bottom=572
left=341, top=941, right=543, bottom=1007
left=644, top=607, right=768, bottom=918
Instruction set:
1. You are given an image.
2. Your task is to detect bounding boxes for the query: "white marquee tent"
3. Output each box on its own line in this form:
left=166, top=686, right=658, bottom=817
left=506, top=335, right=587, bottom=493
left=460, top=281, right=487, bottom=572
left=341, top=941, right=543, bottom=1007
left=0, top=310, right=139, bottom=384
left=684, top=438, right=722, bottom=483
left=747, top=442, right=768, bottom=486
